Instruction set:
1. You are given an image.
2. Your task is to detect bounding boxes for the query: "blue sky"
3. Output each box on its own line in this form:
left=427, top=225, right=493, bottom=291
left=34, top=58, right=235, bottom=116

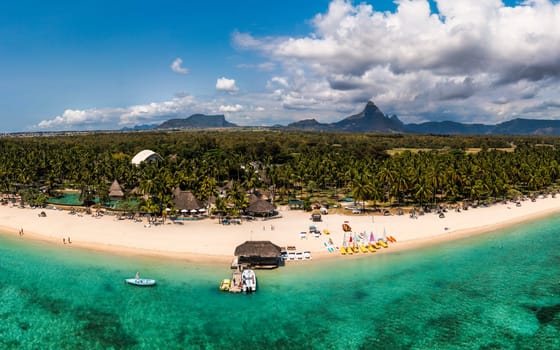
left=1, top=0, right=559, bottom=132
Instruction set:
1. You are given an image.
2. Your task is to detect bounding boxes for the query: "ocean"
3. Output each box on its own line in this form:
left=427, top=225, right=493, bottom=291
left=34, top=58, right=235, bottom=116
left=1, top=216, right=559, bottom=349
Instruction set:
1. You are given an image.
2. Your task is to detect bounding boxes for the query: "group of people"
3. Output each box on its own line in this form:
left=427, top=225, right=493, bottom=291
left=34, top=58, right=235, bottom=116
left=62, top=236, right=72, bottom=244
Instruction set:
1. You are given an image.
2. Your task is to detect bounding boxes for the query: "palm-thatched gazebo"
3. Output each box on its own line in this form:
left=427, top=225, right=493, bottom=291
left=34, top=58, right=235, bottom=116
left=108, top=180, right=124, bottom=200
left=173, top=187, right=204, bottom=214
left=245, top=199, right=276, bottom=218
left=234, top=241, right=282, bottom=268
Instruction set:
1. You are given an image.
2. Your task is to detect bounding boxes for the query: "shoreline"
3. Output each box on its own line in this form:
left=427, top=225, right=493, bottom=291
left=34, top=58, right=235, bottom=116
left=2, top=196, right=560, bottom=265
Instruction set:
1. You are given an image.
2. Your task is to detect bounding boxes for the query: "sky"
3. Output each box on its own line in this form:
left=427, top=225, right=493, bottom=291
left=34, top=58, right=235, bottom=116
left=1, top=0, right=560, bottom=132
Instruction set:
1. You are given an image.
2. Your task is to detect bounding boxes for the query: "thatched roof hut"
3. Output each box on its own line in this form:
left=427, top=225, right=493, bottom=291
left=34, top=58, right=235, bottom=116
left=234, top=241, right=282, bottom=268
left=108, top=180, right=124, bottom=199
left=245, top=199, right=276, bottom=217
left=173, top=187, right=204, bottom=211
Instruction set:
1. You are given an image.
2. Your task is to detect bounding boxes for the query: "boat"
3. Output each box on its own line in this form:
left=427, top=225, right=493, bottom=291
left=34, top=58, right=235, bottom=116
left=360, top=245, right=369, bottom=253
left=125, top=278, right=156, bottom=286
left=340, top=246, right=347, bottom=255
left=388, top=235, right=397, bottom=242
left=367, top=244, right=377, bottom=252
left=242, top=269, right=257, bottom=293
left=219, top=278, right=231, bottom=291
left=377, top=240, right=388, bottom=248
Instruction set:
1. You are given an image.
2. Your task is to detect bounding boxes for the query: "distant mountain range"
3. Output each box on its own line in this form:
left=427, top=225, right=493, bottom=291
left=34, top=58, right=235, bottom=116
left=156, top=114, right=237, bottom=129
left=134, top=101, right=560, bottom=135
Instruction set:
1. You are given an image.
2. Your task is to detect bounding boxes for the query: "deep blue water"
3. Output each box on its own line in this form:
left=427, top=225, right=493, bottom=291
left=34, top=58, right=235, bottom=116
left=1, top=216, right=559, bottom=349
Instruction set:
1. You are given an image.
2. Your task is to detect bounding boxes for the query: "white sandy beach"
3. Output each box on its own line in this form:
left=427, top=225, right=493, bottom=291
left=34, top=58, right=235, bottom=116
left=2, top=196, right=560, bottom=263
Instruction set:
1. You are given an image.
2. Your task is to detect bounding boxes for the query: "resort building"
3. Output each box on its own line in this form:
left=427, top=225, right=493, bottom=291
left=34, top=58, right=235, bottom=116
left=234, top=241, right=282, bottom=269
left=245, top=199, right=276, bottom=218
left=131, top=149, right=162, bottom=165
left=172, top=187, right=204, bottom=213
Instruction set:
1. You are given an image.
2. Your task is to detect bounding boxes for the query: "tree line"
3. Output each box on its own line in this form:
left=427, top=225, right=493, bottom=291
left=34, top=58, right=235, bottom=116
left=1, top=130, right=560, bottom=214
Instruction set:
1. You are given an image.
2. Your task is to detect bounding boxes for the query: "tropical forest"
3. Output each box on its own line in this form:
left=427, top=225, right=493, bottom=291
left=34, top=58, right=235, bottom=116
left=1, top=130, right=560, bottom=215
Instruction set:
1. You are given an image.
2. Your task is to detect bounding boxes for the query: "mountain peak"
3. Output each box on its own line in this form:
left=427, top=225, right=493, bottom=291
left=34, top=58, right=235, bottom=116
left=156, top=114, right=237, bottom=129
left=333, top=101, right=404, bottom=132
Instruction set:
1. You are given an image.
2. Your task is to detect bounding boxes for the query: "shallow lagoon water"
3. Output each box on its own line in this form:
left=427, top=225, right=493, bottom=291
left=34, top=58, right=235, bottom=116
left=1, top=216, right=559, bottom=349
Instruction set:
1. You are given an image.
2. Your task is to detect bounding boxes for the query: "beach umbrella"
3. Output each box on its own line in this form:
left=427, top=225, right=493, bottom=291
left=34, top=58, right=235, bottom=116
left=190, top=209, right=198, bottom=214
left=198, top=208, right=206, bottom=213
left=180, top=209, right=188, bottom=213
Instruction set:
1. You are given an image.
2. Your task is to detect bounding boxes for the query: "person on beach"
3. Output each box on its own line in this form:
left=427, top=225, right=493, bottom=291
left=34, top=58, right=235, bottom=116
left=135, top=271, right=140, bottom=279
left=68, top=237, right=72, bottom=244
left=63, top=238, right=66, bottom=244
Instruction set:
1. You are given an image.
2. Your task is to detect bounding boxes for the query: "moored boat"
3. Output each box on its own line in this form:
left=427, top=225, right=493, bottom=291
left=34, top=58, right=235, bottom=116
left=220, top=278, right=231, bottom=291
left=242, top=269, right=257, bottom=293
left=125, top=278, right=156, bottom=286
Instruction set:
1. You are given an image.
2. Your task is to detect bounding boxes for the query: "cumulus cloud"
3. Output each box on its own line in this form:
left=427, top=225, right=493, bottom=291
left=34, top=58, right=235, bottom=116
left=35, top=95, right=201, bottom=130
left=236, top=0, right=560, bottom=123
left=218, top=104, right=243, bottom=113
left=170, top=57, right=189, bottom=74
left=216, top=77, right=239, bottom=93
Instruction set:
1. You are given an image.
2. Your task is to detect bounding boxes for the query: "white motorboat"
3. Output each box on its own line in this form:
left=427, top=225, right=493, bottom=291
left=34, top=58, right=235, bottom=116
left=241, top=269, right=257, bottom=293
left=125, top=278, right=156, bottom=286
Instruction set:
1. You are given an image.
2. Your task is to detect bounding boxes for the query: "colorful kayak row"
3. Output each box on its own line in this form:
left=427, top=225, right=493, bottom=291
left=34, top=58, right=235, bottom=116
left=340, top=236, right=397, bottom=255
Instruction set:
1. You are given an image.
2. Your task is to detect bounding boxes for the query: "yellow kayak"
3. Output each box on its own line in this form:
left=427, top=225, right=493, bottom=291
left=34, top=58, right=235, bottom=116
left=377, top=240, right=388, bottom=248
left=360, top=245, right=369, bottom=253
left=340, top=246, right=347, bottom=255
left=219, top=279, right=231, bottom=291
left=368, top=244, right=377, bottom=252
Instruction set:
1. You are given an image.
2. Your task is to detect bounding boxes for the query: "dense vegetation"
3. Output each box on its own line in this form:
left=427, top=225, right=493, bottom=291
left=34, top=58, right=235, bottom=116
left=2, top=130, right=560, bottom=214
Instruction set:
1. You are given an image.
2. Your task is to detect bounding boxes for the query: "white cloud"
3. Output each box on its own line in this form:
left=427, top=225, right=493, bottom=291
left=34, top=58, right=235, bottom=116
left=32, top=1, right=560, bottom=131
left=170, top=57, right=189, bottom=74
left=35, top=95, right=202, bottom=130
left=218, top=104, right=243, bottom=113
left=216, top=77, right=239, bottom=93
left=235, top=0, right=560, bottom=123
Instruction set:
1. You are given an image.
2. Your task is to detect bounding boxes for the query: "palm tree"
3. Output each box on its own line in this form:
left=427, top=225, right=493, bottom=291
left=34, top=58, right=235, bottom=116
left=351, top=173, right=374, bottom=212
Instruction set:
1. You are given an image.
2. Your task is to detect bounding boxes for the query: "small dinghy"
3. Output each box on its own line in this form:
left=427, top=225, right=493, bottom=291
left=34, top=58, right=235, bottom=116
left=126, top=272, right=156, bottom=286
left=125, top=278, right=156, bottom=286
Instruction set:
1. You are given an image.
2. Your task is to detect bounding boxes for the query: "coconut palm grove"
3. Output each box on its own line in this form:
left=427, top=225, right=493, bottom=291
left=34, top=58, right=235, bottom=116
left=2, top=131, right=560, bottom=214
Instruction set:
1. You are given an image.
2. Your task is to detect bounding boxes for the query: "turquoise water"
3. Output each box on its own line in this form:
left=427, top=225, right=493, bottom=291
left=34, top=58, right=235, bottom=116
left=1, top=217, right=559, bottom=349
